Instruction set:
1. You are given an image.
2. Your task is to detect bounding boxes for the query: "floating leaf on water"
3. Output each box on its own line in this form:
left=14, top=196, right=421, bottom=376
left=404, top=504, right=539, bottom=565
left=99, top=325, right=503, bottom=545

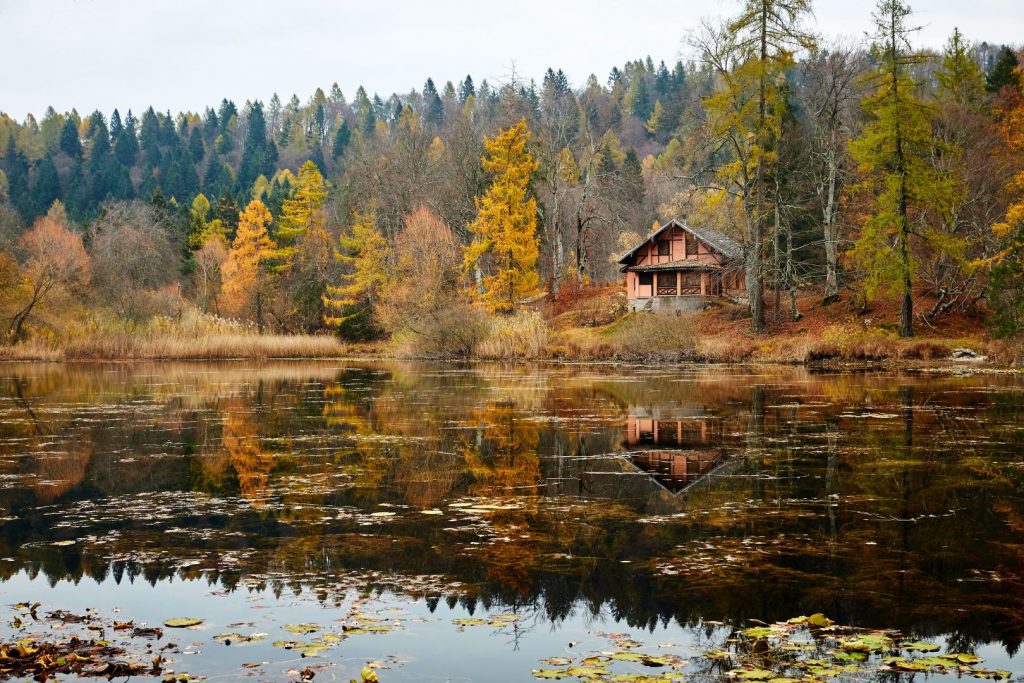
left=564, top=665, right=611, bottom=677
left=953, top=653, right=982, bottom=664
left=902, top=640, right=941, bottom=652
left=611, top=652, right=644, bottom=662
left=832, top=651, right=866, bottom=662
left=705, top=649, right=732, bottom=660
left=611, top=638, right=643, bottom=649
left=283, top=623, right=321, bottom=635
left=729, top=668, right=775, bottom=680
left=540, top=658, right=572, bottom=666
left=741, top=627, right=778, bottom=640
left=806, top=613, right=833, bottom=628
left=452, top=618, right=488, bottom=627
left=164, top=618, right=203, bottom=628
left=966, top=668, right=1012, bottom=680
left=533, top=669, right=571, bottom=680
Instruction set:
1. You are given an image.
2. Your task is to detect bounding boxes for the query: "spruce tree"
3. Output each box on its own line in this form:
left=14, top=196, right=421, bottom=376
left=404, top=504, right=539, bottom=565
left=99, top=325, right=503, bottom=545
left=59, top=118, right=82, bottom=159
left=332, top=120, right=351, bottom=159
left=986, top=46, right=1021, bottom=94
left=423, top=78, right=444, bottom=125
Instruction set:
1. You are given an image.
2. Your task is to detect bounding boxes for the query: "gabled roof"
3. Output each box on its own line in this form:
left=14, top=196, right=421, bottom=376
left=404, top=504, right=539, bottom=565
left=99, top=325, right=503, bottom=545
left=627, top=259, right=722, bottom=273
left=617, top=219, right=744, bottom=264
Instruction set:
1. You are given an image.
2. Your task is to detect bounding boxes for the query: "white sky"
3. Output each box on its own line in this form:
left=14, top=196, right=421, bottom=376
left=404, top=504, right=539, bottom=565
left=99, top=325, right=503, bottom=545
left=1, top=0, right=1021, bottom=120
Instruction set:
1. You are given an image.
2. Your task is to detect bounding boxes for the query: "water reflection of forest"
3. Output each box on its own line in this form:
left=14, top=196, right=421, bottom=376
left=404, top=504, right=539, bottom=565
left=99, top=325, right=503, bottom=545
left=0, top=362, right=1023, bottom=653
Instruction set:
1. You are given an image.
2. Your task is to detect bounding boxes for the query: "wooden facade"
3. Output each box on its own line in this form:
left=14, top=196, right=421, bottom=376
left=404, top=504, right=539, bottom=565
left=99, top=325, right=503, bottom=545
left=618, top=220, right=746, bottom=312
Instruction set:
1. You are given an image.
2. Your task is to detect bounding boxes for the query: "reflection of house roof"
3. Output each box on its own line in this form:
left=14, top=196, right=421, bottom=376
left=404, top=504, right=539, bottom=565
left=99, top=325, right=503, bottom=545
left=627, top=260, right=722, bottom=273
left=617, top=219, right=744, bottom=263
left=624, top=449, right=735, bottom=496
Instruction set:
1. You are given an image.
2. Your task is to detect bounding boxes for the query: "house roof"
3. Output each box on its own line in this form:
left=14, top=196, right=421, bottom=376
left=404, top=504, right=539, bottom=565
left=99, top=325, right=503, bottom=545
left=627, top=259, right=722, bottom=273
left=617, top=219, right=744, bottom=264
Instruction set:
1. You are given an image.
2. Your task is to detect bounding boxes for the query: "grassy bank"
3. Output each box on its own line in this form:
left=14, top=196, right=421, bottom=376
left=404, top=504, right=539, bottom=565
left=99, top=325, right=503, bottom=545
left=0, top=332, right=346, bottom=361
left=543, top=287, right=1024, bottom=368
left=0, top=311, right=348, bottom=361
left=2, top=289, right=1020, bottom=367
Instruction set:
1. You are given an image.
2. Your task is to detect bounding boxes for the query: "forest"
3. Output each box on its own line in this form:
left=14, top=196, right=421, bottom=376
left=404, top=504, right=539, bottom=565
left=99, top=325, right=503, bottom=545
left=1, top=0, right=1023, bottom=362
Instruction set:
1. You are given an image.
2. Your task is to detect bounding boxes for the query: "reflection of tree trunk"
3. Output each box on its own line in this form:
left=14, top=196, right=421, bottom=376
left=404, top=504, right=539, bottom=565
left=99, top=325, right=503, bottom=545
left=747, top=385, right=766, bottom=497
left=897, top=384, right=914, bottom=609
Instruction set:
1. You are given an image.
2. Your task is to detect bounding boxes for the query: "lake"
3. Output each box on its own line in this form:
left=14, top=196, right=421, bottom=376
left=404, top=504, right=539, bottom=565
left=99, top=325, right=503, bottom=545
left=0, top=361, right=1021, bottom=682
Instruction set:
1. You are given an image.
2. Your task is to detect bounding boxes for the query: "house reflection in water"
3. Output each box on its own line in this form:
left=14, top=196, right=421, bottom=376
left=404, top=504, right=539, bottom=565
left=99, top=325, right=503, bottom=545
left=625, top=411, right=727, bottom=493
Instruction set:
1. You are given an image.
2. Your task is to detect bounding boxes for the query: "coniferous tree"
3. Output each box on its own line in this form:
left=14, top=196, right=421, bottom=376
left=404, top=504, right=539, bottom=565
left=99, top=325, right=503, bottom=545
left=459, top=75, right=476, bottom=103
left=463, top=119, right=541, bottom=314
left=31, top=155, right=61, bottom=216
left=332, top=120, right=351, bottom=159
left=189, top=127, right=205, bottom=162
left=59, top=118, right=82, bottom=159
left=986, top=46, right=1021, bottom=94
left=423, top=78, right=444, bottom=126
left=849, top=0, right=961, bottom=337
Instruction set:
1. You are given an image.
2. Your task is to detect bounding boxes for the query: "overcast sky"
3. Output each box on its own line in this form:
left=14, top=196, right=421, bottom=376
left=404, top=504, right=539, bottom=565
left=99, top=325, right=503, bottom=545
left=1, top=0, right=1021, bottom=120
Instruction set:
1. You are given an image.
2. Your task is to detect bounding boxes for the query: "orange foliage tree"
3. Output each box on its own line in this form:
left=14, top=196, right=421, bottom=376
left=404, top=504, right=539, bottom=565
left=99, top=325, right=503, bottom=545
left=7, top=215, right=90, bottom=342
left=221, top=200, right=276, bottom=331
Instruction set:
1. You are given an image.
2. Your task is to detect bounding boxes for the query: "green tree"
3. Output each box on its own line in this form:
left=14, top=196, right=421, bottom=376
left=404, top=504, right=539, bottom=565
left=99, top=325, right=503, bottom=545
left=985, top=46, right=1021, bottom=94
left=848, top=0, right=962, bottom=337
left=324, top=210, right=391, bottom=335
left=59, top=118, right=82, bottom=160
left=697, top=0, right=813, bottom=332
left=936, top=28, right=986, bottom=108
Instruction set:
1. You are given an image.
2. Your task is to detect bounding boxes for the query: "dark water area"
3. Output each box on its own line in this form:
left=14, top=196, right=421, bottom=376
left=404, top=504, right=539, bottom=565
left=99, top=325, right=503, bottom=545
left=0, top=361, right=1022, bottom=682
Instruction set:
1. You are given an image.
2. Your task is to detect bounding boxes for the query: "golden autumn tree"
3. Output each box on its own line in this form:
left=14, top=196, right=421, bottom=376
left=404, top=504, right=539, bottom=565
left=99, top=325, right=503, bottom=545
left=463, top=119, right=541, bottom=314
left=987, top=77, right=1024, bottom=336
left=276, top=160, right=328, bottom=251
left=221, top=199, right=276, bottom=331
left=323, top=210, right=392, bottom=331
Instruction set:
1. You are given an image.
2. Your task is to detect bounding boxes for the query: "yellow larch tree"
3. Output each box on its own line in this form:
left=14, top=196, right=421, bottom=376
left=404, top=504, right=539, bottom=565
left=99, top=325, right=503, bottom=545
left=323, top=210, right=392, bottom=329
left=221, top=199, right=276, bottom=331
left=463, top=119, right=541, bottom=314
left=276, top=160, right=328, bottom=251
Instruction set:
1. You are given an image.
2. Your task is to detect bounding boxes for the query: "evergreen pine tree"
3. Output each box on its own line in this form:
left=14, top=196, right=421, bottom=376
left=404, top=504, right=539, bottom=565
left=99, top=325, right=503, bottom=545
left=986, top=46, right=1021, bottom=94
left=32, top=155, right=61, bottom=216
left=332, top=120, right=351, bottom=159
left=59, top=118, right=82, bottom=159
left=423, top=78, right=444, bottom=125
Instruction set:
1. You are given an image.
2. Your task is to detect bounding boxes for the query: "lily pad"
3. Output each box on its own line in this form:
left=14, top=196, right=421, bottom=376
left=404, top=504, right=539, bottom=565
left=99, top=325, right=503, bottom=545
left=163, top=617, right=203, bottom=628
left=902, top=640, right=941, bottom=652
left=730, top=668, right=775, bottom=680
left=283, top=623, right=321, bottom=635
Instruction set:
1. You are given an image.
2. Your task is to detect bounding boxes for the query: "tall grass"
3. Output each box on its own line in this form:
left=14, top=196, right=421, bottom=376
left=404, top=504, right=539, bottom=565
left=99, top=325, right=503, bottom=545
left=0, top=310, right=347, bottom=361
left=475, top=311, right=549, bottom=359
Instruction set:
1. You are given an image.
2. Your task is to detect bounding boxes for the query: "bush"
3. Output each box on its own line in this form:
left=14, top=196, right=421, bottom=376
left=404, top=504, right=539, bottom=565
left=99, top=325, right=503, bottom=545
left=475, top=311, right=549, bottom=359
left=607, top=313, right=697, bottom=361
left=391, top=301, right=489, bottom=358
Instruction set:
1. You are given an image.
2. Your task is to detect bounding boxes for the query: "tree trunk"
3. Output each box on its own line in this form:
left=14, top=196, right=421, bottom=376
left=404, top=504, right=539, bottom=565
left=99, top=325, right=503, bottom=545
left=822, top=144, right=840, bottom=303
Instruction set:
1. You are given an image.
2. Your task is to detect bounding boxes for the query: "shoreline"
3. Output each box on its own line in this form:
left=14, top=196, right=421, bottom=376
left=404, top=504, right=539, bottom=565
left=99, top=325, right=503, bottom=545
left=0, top=346, right=1017, bottom=374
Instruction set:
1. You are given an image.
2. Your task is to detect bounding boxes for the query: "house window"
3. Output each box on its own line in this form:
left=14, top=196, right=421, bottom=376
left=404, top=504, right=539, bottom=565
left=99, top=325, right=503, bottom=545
left=638, top=272, right=653, bottom=287
left=657, top=240, right=671, bottom=256
left=685, top=232, right=698, bottom=257
left=681, top=272, right=701, bottom=293
left=657, top=272, right=678, bottom=295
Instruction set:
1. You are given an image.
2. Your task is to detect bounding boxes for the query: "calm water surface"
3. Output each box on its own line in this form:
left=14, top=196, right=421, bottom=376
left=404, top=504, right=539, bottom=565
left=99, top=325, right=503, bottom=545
left=0, top=361, right=1022, bottom=682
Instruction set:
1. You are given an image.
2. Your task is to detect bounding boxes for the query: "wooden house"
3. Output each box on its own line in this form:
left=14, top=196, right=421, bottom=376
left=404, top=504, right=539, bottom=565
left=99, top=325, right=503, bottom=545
left=618, top=219, right=746, bottom=313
